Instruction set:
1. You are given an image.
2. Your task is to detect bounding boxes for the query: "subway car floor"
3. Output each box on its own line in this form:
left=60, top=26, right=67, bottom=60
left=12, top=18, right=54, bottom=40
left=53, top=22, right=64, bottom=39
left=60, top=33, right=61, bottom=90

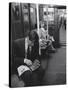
left=41, top=46, right=66, bottom=85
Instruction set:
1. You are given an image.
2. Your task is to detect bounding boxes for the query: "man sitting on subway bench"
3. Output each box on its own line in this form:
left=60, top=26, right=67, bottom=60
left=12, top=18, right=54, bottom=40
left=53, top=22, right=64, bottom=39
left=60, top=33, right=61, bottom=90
left=11, top=30, right=44, bottom=87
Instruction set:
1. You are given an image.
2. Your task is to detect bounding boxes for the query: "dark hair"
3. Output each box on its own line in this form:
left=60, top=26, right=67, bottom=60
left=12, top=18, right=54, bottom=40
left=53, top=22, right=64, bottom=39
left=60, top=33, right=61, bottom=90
left=29, top=30, right=39, bottom=43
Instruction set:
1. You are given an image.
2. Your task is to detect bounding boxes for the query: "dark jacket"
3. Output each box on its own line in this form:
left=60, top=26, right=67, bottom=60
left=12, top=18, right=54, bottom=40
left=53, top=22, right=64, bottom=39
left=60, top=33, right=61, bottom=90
left=12, top=38, right=39, bottom=74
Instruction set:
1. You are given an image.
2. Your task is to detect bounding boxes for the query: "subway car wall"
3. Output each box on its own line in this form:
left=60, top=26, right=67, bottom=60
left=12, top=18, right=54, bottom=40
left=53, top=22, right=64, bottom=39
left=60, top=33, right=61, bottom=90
left=11, top=3, right=37, bottom=41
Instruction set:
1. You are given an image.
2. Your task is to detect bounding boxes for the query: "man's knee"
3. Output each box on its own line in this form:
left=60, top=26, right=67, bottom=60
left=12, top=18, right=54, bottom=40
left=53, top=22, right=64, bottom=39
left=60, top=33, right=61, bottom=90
left=20, top=70, right=32, bottom=86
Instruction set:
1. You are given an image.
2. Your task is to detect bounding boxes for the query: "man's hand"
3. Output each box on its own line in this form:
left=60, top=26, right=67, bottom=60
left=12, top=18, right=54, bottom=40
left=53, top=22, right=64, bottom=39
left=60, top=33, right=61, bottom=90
left=30, top=59, right=40, bottom=71
left=24, top=58, right=32, bottom=66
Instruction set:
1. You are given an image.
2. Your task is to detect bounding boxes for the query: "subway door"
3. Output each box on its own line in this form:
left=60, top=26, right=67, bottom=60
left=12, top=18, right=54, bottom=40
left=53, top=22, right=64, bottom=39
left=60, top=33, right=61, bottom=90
left=11, top=3, right=24, bottom=40
left=29, top=4, right=37, bottom=30
left=21, top=4, right=30, bottom=37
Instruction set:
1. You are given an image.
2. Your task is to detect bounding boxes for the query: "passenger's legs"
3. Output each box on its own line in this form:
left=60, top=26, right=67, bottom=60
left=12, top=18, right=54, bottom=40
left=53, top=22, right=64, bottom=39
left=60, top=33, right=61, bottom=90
left=20, top=70, right=32, bottom=86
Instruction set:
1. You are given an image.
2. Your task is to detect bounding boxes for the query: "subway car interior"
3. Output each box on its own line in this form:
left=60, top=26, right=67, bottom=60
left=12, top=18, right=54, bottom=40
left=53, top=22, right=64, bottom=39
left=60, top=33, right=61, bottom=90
left=10, top=3, right=66, bottom=87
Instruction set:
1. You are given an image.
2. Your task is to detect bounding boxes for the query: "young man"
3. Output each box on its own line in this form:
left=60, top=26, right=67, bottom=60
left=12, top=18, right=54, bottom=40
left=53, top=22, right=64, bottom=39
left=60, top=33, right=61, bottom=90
left=11, top=30, right=44, bottom=87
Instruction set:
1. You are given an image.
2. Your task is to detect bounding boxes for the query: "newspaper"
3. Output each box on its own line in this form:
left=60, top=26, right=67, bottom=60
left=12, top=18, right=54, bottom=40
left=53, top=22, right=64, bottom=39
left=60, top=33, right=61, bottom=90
left=17, top=59, right=40, bottom=76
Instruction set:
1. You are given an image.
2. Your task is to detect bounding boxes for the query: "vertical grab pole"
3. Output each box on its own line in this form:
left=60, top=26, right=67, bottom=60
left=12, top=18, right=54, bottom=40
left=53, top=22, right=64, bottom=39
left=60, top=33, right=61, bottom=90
left=36, top=4, right=39, bottom=38
left=36, top=4, right=41, bottom=55
left=47, top=5, right=48, bottom=35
